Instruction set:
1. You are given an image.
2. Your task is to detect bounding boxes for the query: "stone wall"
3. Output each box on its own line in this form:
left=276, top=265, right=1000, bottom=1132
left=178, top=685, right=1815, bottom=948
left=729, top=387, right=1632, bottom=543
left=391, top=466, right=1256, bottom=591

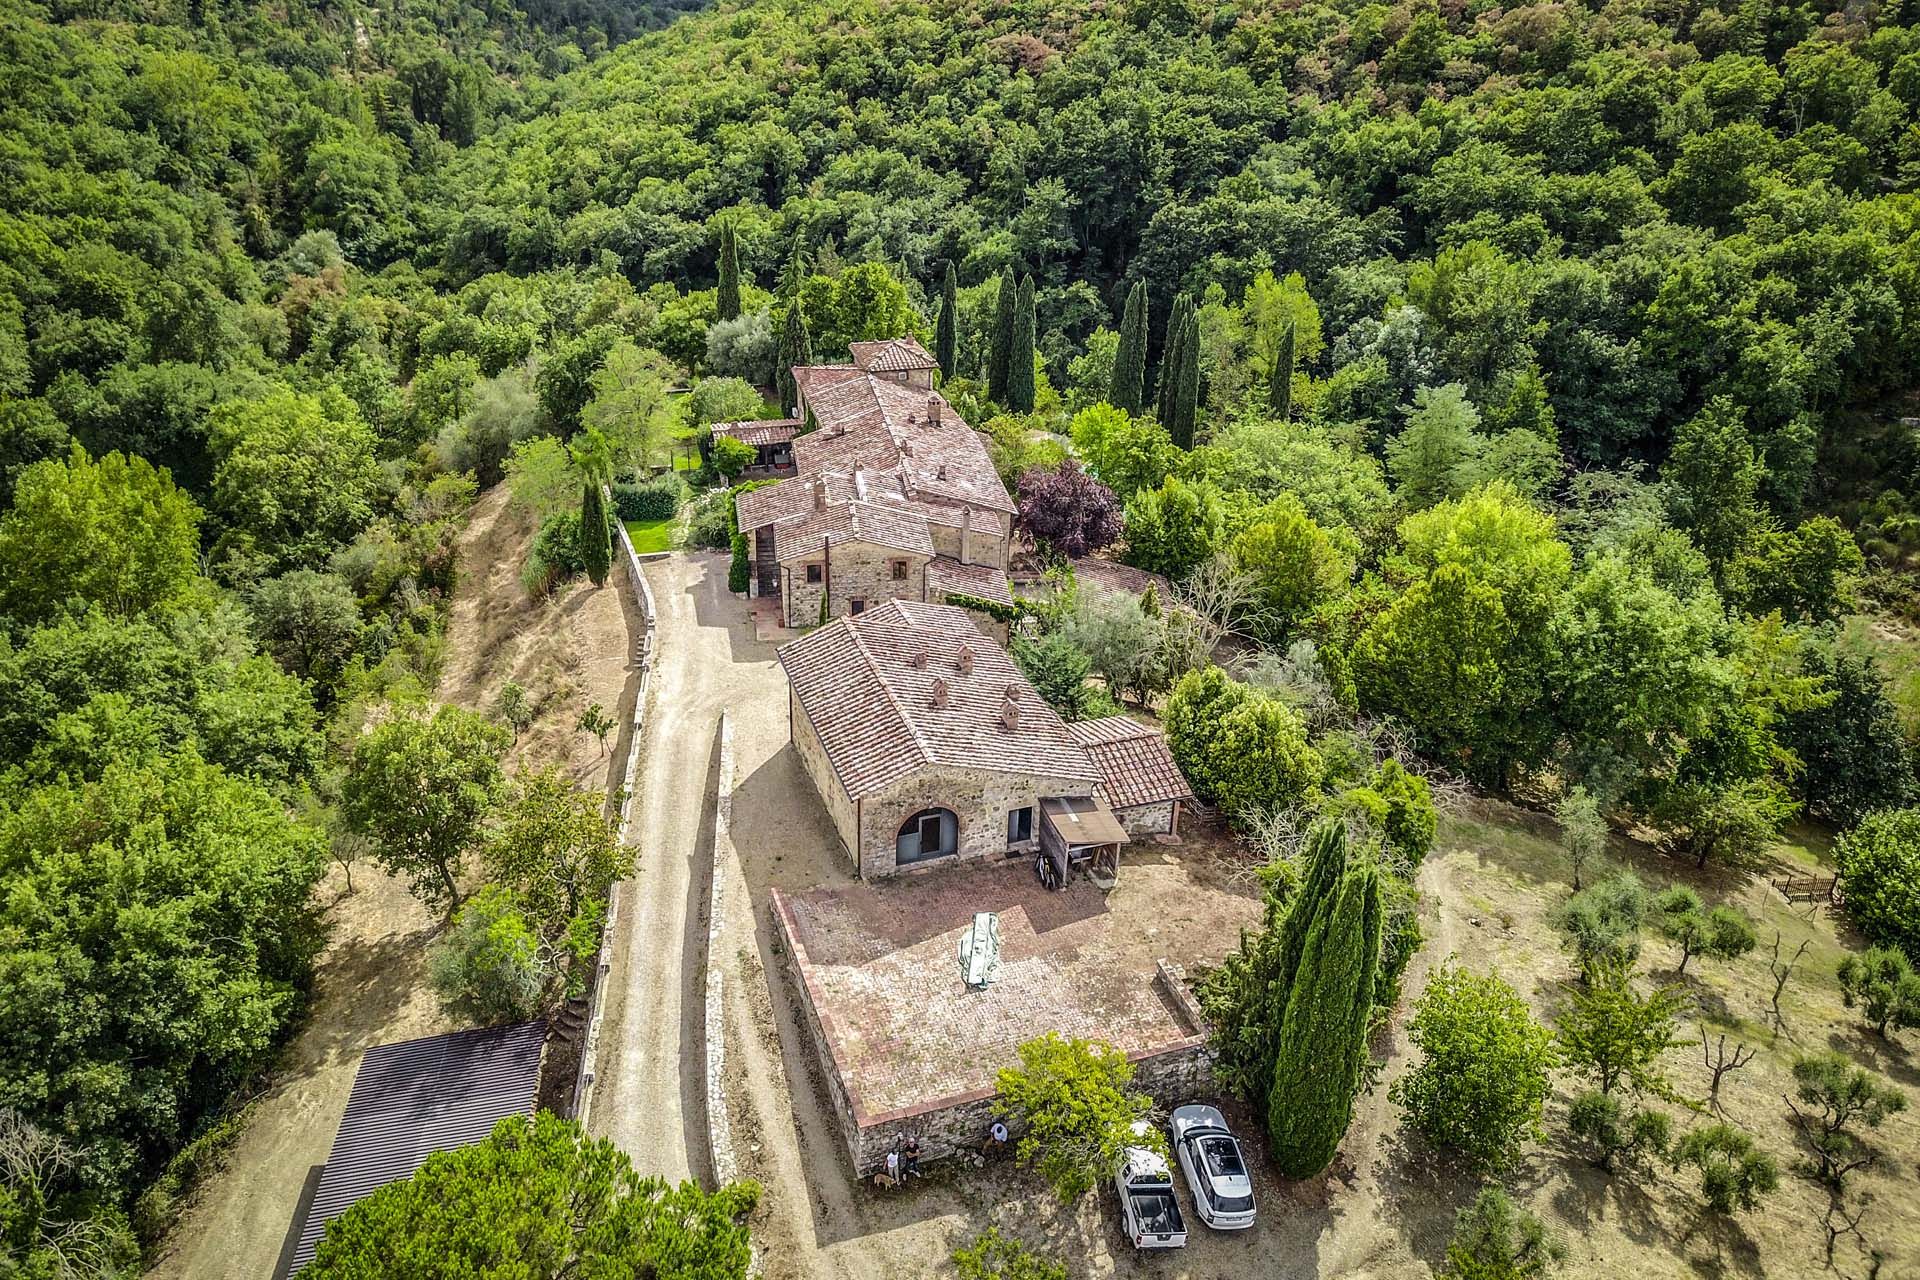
left=782, top=540, right=929, bottom=629
left=856, top=764, right=1095, bottom=880
left=1116, top=800, right=1176, bottom=838
left=849, top=1037, right=1214, bottom=1176
left=769, top=890, right=867, bottom=1168
left=927, top=519, right=1010, bottom=572
left=789, top=688, right=860, bottom=871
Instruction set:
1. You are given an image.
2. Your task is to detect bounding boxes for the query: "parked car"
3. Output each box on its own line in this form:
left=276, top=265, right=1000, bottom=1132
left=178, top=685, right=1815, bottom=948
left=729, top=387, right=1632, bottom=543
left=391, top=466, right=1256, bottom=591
left=1170, top=1104, right=1257, bottom=1230
left=1115, top=1121, right=1186, bottom=1249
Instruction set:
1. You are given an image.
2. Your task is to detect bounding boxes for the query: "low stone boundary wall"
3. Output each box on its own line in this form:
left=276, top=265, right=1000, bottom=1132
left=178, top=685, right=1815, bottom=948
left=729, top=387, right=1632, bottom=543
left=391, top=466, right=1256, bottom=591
left=768, top=887, right=1215, bottom=1178
left=704, top=713, right=739, bottom=1186
left=572, top=511, right=657, bottom=1128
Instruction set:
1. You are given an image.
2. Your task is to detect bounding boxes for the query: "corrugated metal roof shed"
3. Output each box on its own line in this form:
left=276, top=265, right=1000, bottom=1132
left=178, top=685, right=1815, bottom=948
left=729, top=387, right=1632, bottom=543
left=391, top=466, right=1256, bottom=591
left=286, top=1021, right=546, bottom=1275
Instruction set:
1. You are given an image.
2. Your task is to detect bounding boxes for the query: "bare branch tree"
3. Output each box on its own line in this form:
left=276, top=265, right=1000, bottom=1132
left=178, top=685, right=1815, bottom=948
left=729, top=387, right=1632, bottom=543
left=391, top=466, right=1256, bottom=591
left=1161, top=553, right=1255, bottom=677
left=1699, top=1025, right=1756, bottom=1115
left=1820, top=1189, right=1872, bottom=1272
left=1768, top=932, right=1812, bottom=1035
left=0, top=1109, right=125, bottom=1280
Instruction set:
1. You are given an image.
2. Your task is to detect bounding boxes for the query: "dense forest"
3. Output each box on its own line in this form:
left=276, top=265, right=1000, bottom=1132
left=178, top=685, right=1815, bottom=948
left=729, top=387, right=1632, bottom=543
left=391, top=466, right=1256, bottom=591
left=3, top=0, right=1920, bottom=1268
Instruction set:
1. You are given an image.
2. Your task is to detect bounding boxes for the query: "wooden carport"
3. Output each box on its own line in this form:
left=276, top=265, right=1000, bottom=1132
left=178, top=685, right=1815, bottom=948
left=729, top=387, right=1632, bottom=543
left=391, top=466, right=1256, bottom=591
left=1036, top=795, right=1130, bottom=891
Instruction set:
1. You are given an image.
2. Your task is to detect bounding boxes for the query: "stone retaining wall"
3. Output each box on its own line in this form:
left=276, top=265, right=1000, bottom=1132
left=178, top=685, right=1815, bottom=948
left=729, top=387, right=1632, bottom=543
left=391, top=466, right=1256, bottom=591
left=572, top=507, right=656, bottom=1128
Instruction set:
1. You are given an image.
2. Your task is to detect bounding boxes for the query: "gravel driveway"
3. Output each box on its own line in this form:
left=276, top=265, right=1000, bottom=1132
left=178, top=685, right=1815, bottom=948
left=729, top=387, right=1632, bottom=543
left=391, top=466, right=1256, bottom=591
left=588, top=551, right=778, bottom=1185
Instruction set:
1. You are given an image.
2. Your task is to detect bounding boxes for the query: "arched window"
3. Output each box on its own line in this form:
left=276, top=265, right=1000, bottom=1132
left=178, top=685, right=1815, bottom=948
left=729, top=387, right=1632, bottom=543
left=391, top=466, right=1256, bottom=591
left=896, top=807, right=958, bottom=865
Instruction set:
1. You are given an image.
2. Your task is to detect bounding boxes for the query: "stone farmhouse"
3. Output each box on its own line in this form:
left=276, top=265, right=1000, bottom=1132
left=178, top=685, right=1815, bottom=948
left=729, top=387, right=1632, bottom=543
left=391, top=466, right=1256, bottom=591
left=778, top=599, right=1193, bottom=883
left=731, top=337, right=1017, bottom=631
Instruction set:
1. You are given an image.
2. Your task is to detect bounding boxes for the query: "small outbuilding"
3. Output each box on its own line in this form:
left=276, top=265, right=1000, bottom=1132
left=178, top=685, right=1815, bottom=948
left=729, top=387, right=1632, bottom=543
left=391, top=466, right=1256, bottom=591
left=285, top=1022, right=546, bottom=1276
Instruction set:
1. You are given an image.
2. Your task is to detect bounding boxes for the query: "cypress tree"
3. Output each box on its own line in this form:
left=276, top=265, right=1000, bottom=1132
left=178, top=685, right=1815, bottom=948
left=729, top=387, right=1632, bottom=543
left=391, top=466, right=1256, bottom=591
left=1171, top=309, right=1200, bottom=448
left=716, top=222, right=742, bottom=322
left=1155, top=295, right=1190, bottom=426
left=777, top=304, right=812, bottom=417
left=935, top=262, right=958, bottom=382
left=986, top=266, right=1017, bottom=402
left=1202, top=819, right=1350, bottom=1107
left=1007, top=274, right=1037, bottom=412
left=1267, top=860, right=1383, bottom=1178
left=779, top=231, right=810, bottom=297
left=1109, top=280, right=1148, bottom=414
left=580, top=482, right=612, bottom=587
left=1270, top=320, right=1295, bottom=420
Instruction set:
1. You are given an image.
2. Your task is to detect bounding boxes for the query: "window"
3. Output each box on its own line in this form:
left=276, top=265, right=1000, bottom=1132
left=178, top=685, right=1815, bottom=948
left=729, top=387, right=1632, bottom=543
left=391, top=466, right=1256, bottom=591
left=1007, top=806, right=1034, bottom=845
left=896, top=807, right=958, bottom=865
left=891, top=559, right=908, bottom=581
left=849, top=599, right=866, bottom=614
left=805, top=564, right=822, bottom=584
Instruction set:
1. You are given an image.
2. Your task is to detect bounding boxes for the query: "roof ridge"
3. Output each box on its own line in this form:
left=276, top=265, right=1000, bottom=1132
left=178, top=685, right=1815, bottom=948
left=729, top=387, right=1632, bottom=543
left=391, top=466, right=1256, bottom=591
left=846, top=605, right=935, bottom=772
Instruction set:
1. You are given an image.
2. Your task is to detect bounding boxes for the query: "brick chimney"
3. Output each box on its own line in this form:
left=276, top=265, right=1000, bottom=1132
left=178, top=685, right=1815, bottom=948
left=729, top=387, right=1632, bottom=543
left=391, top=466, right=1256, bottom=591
left=910, top=650, right=928, bottom=669
left=927, top=395, right=942, bottom=426
left=812, top=477, right=827, bottom=511
left=956, top=644, right=974, bottom=675
left=931, top=677, right=949, bottom=709
left=999, top=695, right=1019, bottom=732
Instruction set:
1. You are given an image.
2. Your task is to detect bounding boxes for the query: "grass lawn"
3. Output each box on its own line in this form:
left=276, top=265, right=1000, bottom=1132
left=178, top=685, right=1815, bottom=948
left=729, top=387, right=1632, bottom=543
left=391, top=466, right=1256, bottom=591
left=624, top=517, right=675, bottom=554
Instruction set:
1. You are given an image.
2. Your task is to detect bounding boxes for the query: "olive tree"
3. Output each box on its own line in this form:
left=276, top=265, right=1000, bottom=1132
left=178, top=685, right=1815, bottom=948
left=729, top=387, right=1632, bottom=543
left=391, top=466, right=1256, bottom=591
left=1391, top=963, right=1559, bottom=1170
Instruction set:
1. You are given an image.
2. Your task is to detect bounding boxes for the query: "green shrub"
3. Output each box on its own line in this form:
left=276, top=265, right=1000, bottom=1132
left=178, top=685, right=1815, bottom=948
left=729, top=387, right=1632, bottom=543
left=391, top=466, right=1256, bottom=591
left=728, top=532, right=749, bottom=593
left=1836, top=807, right=1920, bottom=959
left=1442, top=1186, right=1563, bottom=1279
left=611, top=474, right=684, bottom=521
left=1391, top=963, right=1559, bottom=1170
left=1164, top=666, right=1320, bottom=818
left=952, top=1228, right=1067, bottom=1280
left=686, top=490, right=734, bottom=549
left=524, top=510, right=585, bottom=598
left=428, top=885, right=550, bottom=1023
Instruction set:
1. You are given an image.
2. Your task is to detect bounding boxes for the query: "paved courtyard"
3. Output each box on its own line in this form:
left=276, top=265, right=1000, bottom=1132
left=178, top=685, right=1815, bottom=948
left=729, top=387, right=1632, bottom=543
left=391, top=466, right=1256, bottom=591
left=774, top=858, right=1236, bottom=1121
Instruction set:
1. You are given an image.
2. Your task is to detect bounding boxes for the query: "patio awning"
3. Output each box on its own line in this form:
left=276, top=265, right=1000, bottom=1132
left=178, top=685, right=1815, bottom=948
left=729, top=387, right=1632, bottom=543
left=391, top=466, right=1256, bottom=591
left=1040, top=795, right=1131, bottom=847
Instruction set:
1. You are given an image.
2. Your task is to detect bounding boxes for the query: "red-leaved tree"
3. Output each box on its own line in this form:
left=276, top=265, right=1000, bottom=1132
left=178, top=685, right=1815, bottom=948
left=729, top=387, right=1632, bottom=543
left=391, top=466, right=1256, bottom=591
left=1016, top=461, right=1122, bottom=559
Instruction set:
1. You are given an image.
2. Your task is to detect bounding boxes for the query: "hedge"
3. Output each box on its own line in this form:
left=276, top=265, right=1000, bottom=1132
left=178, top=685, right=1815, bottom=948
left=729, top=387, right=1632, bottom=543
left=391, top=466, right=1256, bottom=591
left=611, top=474, right=685, bottom=521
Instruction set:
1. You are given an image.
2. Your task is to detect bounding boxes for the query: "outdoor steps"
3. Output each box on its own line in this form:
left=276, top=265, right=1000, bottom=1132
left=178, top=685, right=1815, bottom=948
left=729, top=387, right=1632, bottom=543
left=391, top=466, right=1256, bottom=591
left=552, top=998, right=590, bottom=1045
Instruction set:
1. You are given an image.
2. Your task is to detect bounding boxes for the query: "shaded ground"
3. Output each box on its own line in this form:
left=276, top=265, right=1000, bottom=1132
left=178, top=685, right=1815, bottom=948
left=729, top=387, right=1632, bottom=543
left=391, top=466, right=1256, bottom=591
left=149, top=486, right=641, bottom=1279
left=691, top=563, right=1918, bottom=1280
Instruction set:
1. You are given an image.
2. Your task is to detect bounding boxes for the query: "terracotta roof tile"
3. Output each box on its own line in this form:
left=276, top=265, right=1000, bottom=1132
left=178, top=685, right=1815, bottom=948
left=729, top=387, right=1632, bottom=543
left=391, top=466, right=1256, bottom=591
left=772, top=500, right=936, bottom=563
left=1066, top=716, right=1195, bottom=810
left=792, top=373, right=1014, bottom=515
left=715, top=418, right=801, bottom=447
left=779, top=602, right=1101, bottom=800
left=850, top=336, right=938, bottom=372
left=925, top=557, right=1013, bottom=607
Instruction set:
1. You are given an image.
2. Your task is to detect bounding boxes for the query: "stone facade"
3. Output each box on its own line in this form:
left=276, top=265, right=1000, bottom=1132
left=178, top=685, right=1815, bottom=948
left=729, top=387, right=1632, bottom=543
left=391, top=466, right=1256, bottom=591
left=926, top=512, right=1009, bottom=569
left=1115, top=799, right=1178, bottom=838
left=780, top=539, right=929, bottom=630
left=854, top=763, right=1096, bottom=880
left=789, top=687, right=859, bottom=867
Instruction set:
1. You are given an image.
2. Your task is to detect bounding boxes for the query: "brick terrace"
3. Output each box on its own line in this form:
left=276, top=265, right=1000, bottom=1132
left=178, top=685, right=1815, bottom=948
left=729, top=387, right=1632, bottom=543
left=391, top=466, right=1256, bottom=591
left=773, top=855, right=1255, bottom=1125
